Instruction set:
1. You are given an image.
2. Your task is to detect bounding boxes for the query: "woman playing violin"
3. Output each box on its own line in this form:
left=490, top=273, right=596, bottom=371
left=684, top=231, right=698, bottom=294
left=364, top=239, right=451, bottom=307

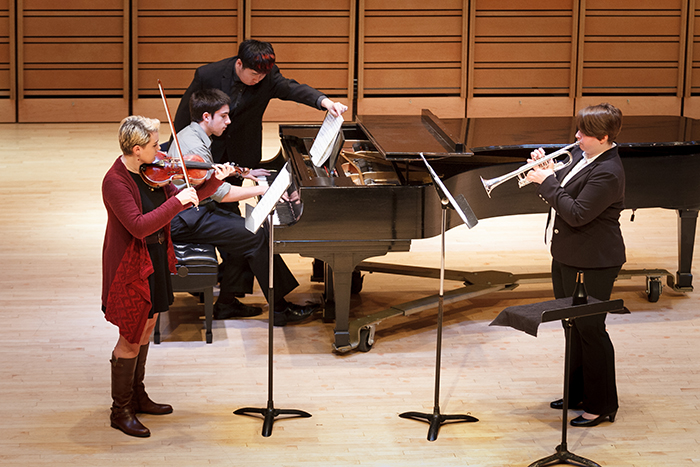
left=101, top=115, right=236, bottom=437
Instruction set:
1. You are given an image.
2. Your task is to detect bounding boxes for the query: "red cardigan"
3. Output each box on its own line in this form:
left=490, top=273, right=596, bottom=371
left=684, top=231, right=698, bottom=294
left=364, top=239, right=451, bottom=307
left=101, top=156, right=222, bottom=343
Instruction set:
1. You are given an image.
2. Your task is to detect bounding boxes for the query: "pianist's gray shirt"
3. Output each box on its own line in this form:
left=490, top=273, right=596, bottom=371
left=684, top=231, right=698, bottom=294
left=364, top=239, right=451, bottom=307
left=167, top=121, right=232, bottom=203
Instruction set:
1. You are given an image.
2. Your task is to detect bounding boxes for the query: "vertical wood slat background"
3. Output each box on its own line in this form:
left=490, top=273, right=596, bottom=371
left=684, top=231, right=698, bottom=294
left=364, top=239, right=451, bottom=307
left=574, top=0, right=688, bottom=116
left=16, top=0, right=129, bottom=122
left=131, top=0, right=243, bottom=120
left=466, top=0, right=578, bottom=117
left=0, top=0, right=13, bottom=122
left=247, top=0, right=354, bottom=121
left=356, top=0, right=467, bottom=117
left=4, top=1, right=700, bottom=122
left=470, top=0, right=577, bottom=97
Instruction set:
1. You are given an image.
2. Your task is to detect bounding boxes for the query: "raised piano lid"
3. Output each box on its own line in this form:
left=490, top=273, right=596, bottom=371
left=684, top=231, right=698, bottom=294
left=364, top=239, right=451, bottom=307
left=459, top=115, right=700, bottom=152
left=356, top=111, right=474, bottom=160
left=358, top=112, right=700, bottom=162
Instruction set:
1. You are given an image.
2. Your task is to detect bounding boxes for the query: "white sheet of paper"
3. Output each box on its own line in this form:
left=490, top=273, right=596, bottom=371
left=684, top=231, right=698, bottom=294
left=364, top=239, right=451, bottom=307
left=420, top=153, right=478, bottom=229
left=245, top=162, right=293, bottom=234
left=310, top=112, right=344, bottom=167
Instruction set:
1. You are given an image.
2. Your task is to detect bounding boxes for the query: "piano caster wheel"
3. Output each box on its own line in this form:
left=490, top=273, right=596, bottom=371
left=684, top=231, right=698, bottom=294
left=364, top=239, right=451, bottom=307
left=646, top=277, right=662, bottom=303
left=357, top=326, right=375, bottom=352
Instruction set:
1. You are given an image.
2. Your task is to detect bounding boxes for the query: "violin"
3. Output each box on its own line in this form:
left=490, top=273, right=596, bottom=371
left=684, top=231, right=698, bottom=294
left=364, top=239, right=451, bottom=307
left=139, top=151, right=249, bottom=188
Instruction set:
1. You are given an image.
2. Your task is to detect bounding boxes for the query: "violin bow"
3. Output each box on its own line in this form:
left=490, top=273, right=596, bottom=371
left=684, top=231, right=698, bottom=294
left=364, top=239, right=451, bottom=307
left=157, top=79, right=192, bottom=189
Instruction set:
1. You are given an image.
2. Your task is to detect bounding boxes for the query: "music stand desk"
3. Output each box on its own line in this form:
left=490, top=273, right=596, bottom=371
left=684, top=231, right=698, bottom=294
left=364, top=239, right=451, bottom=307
left=491, top=297, right=627, bottom=467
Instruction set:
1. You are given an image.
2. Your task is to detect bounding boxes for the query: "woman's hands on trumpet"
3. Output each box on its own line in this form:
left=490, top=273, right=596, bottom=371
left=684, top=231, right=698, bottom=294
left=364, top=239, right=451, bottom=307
left=525, top=147, right=556, bottom=185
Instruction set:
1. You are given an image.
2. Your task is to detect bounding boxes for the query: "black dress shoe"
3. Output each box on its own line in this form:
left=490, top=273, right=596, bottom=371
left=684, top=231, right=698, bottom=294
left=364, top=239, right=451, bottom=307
left=550, top=398, right=584, bottom=410
left=273, top=302, right=319, bottom=327
left=213, top=299, right=263, bottom=319
left=570, top=410, right=617, bottom=427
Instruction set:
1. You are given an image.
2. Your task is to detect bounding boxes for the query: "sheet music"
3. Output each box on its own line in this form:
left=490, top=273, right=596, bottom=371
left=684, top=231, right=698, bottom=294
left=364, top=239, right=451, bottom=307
left=251, top=176, right=280, bottom=225
left=310, top=112, right=344, bottom=167
left=245, top=162, right=293, bottom=233
left=420, top=153, right=478, bottom=229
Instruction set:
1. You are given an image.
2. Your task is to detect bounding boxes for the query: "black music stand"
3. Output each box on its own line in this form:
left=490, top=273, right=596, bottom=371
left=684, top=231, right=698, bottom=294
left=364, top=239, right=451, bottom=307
left=234, top=163, right=311, bottom=436
left=491, top=297, right=627, bottom=466
left=398, top=154, right=479, bottom=441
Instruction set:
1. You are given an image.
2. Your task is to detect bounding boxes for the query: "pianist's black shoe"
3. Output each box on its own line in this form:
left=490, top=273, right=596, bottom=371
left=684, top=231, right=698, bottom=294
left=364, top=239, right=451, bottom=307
left=550, top=398, right=584, bottom=410
left=213, top=299, right=263, bottom=319
left=273, top=302, right=319, bottom=327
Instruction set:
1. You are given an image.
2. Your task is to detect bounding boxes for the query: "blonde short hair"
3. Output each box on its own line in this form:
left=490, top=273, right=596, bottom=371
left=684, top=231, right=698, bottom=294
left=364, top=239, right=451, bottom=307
left=118, top=115, right=160, bottom=154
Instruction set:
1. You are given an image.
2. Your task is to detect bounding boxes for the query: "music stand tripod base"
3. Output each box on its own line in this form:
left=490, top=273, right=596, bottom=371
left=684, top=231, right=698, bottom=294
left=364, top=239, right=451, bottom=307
left=529, top=443, right=601, bottom=467
left=234, top=404, right=311, bottom=438
left=236, top=200, right=311, bottom=437
left=399, top=410, right=478, bottom=442
left=400, top=155, right=480, bottom=442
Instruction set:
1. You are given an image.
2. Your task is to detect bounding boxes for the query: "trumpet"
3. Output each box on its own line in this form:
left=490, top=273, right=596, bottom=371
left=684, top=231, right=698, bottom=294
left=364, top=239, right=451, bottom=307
left=480, top=141, right=579, bottom=198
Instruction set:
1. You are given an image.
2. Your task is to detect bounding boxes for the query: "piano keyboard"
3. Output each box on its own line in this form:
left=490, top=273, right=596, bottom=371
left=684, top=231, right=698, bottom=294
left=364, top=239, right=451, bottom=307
left=256, top=174, right=297, bottom=226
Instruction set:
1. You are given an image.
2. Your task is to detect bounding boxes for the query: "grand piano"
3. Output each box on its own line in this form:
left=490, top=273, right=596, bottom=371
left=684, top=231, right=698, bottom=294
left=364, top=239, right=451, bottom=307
left=269, top=110, right=700, bottom=352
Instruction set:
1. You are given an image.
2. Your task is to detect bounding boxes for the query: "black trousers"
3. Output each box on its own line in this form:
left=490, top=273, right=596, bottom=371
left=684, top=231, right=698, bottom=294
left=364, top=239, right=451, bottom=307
left=551, top=260, right=621, bottom=415
left=214, top=199, right=255, bottom=296
left=170, top=205, right=298, bottom=307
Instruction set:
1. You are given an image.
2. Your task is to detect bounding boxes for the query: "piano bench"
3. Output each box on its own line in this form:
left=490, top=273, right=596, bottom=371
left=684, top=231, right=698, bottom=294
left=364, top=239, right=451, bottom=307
left=155, top=243, right=219, bottom=344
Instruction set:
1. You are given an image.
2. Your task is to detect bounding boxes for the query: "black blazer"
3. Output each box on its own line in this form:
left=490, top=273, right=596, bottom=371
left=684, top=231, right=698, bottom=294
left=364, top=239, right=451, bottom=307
left=537, top=145, right=626, bottom=269
left=173, top=56, right=325, bottom=169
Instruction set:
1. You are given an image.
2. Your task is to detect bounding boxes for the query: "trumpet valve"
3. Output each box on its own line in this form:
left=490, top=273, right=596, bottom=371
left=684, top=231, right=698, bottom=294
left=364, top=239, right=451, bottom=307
left=516, top=172, right=528, bottom=187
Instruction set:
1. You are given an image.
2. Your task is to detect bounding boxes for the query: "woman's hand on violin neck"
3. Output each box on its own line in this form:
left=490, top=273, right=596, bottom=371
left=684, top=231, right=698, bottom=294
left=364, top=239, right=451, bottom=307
left=175, top=187, right=199, bottom=207
left=213, top=163, right=239, bottom=181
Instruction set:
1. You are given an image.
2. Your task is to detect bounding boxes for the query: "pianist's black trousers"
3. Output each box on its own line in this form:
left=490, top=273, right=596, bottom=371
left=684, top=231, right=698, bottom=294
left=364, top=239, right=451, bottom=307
left=214, top=200, right=256, bottom=297
left=551, top=260, right=621, bottom=416
left=170, top=205, right=298, bottom=307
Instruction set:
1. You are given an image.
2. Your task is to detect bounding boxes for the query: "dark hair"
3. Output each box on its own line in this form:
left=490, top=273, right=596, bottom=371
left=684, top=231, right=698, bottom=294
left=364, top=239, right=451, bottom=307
left=237, top=39, right=276, bottom=74
left=576, top=103, right=623, bottom=142
left=189, top=88, right=231, bottom=122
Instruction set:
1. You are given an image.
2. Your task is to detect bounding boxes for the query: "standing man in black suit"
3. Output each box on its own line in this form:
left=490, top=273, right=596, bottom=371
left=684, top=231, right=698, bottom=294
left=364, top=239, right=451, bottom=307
left=173, top=39, right=348, bottom=300
left=526, top=103, right=626, bottom=428
left=174, top=39, right=348, bottom=169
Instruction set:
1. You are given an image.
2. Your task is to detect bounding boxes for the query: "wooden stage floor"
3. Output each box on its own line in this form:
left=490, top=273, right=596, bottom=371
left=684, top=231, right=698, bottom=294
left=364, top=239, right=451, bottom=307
left=0, top=123, right=698, bottom=466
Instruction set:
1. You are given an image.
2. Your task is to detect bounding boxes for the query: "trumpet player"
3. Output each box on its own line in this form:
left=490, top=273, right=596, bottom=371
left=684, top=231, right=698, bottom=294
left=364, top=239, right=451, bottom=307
left=525, top=103, right=626, bottom=428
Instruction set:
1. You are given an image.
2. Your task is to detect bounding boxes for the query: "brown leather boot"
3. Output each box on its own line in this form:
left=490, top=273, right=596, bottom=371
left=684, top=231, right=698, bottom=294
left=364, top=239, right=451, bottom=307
left=110, top=354, right=150, bottom=437
left=132, top=343, right=173, bottom=415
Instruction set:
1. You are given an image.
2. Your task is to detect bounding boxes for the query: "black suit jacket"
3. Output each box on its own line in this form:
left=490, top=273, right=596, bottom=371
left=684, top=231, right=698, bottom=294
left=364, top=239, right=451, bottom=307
left=537, top=145, right=626, bottom=269
left=173, top=56, right=325, bottom=169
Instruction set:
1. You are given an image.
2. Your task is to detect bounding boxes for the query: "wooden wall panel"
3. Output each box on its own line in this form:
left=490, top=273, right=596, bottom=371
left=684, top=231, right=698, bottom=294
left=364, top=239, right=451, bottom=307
left=132, top=0, right=242, bottom=119
left=357, top=0, right=466, bottom=117
left=467, top=0, right=577, bottom=117
left=684, top=1, right=700, bottom=117
left=3, top=2, right=699, bottom=122
left=248, top=0, right=353, bottom=122
left=470, top=0, right=577, bottom=97
left=578, top=0, right=687, bottom=104
left=0, top=0, right=14, bottom=122
left=360, top=0, right=465, bottom=97
left=17, top=0, right=128, bottom=122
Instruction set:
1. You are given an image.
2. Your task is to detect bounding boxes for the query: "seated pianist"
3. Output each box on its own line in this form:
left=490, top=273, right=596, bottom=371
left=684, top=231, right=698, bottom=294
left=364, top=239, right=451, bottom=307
left=168, top=88, right=320, bottom=326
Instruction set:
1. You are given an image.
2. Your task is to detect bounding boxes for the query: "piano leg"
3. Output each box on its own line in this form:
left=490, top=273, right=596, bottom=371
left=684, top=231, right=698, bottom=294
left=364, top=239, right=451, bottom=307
left=276, top=241, right=411, bottom=352
left=676, top=209, right=698, bottom=290
left=320, top=251, right=388, bottom=351
left=329, top=260, right=354, bottom=350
